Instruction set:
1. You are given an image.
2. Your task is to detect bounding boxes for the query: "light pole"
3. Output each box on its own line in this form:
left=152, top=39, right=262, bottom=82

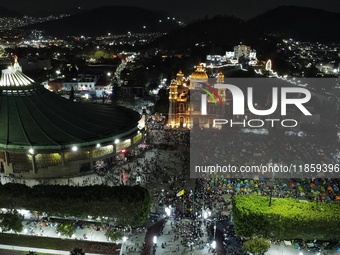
left=213, top=218, right=217, bottom=239
left=203, top=187, right=205, bottom=211
left=121, top=236, right=127, bottom=255
left=90, top=229, right=94, bottom=241
left=203, top=211, right=208, bottom=221
left=269, top=186, right=273, bottom=207
left=211, top=240, right=216, bottom=254
left=182, top=197, right=185, bottom=214
left=269, top=177, right=274, bottom=207
left=152, top=236, right=157, bottom=255
left=165, top=206, right=171, bottom=218
left=191, top=190, right=195, bottom=214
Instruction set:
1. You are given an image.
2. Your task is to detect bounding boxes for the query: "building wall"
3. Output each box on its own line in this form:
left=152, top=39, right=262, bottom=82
left=62, top=81, right=96, bottom=91
left=234, top=45, right=251, bottom=58
left=225, top=51, right=235, bottom=59
left=1, top=131, right=144, bottom=177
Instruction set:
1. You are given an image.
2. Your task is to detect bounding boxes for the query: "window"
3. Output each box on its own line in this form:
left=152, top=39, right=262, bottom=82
left=179, top=103, right=185, bottom=111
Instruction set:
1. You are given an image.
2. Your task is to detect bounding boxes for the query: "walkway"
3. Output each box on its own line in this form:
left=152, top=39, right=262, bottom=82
left=0, top=244, right=98, bottom=255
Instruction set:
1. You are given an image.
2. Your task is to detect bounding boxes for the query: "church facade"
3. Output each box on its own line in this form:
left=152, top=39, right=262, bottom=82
left=168, top=65, right=232, bottom=129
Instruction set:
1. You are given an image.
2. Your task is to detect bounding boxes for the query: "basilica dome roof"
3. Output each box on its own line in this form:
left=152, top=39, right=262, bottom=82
left=0, top=57, right=140, bottom=151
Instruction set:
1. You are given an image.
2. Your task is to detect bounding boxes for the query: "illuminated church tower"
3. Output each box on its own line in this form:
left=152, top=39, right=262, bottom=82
left=168, top=79, right=178, bottom=127
left=168, top=71, right=189, bottom=128
left=216, top=72, right=226, bottom=101
left=216, top=72, right=227, bottom=117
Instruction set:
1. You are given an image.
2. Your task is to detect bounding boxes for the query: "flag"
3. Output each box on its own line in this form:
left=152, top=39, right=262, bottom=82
left=176, top=189, right=185, bottom=197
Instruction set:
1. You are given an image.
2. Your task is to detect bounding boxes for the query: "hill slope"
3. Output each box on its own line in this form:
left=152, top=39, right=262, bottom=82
left=148, top=15, right=277, bottom=57
left=248, top=6, right=340, bottom=42
left=24, top=6, right=180, bottom=36
left=0, top=5, right=22, bottom=17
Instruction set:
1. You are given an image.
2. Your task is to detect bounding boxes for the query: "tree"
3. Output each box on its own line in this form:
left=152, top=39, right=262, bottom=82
left=0, top=210, right=23, bottom=233
left=232, top=195, right=340, bottom=240
left=243, top=238, right=270, bottom=255
left=57, top=222, right=77, bottom=238
left=111, top=85, right=117, bottom=105
left=70, top=247, right=85, bottom=255
left=69, top=86, right=75, bottom=102
left=0, top=184, right=151, bottom=227
left=304, top=64, right=318, bottom=77
left=26, top=251, right=37, bottom=255
left=105, top=229, right=124, bottom=242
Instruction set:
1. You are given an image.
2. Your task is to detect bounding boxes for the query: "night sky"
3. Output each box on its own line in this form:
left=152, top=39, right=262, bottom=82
left=3, top=0, right=340, bottom=20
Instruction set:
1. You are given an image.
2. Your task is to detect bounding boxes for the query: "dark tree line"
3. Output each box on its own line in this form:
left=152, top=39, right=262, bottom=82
left=0, top=183, right=151, bottom=227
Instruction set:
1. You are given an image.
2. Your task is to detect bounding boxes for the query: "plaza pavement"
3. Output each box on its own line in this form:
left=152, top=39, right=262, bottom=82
left=146, top=216, right=212, bottom=255
left=265, top=244, right=339, bottom=255
left=0, top=244, right=96, bottom=255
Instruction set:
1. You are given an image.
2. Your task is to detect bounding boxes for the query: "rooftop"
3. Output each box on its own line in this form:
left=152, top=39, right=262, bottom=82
left=0, top=57, right=140, bottom=151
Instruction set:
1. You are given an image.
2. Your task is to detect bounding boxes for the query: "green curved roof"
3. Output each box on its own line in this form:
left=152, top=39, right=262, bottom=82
left=0, top=85, right=140, bottom=150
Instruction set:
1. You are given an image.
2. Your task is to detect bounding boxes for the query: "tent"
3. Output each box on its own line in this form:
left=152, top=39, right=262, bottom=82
left=284, top=240, right=292, bottom=246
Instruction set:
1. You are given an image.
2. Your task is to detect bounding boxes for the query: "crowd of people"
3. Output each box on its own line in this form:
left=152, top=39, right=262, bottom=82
left=192, top=128, right=340, bottom=185
left=221, top=223, right=245, bottom=255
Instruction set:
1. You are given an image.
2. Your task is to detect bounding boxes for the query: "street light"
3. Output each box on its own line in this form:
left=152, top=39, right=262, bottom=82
left=165, top=207, right=170, bottom=217
left=120, top=236, right=128, bottom=255
left=190, top=190, right=195, bottom=215
left=203, top=211, right=208, bottom=220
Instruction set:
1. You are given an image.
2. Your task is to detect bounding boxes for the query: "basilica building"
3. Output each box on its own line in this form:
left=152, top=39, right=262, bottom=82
left=0, top=57, right=143, bottom=177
